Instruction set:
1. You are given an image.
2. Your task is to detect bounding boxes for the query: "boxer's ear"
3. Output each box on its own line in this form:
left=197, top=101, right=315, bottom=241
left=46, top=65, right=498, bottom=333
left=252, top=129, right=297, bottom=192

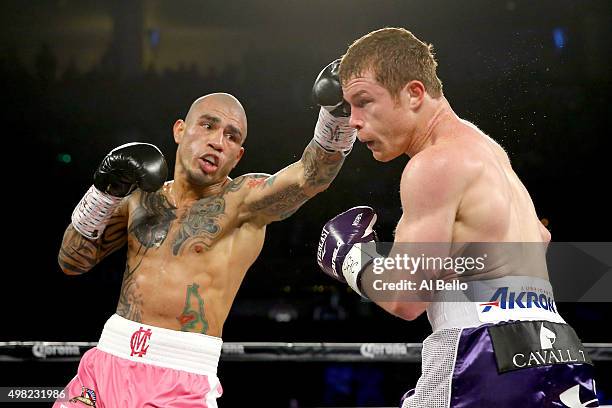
left=174, top=120, right=185, bottom=144
left=405, top=80, right=425, bottom=110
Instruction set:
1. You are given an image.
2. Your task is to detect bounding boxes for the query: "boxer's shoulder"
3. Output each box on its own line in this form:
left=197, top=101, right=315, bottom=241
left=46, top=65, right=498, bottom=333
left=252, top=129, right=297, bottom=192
left=224, top=173, right=276, bottom=223
left=402, top=145, right=479, bottom=195
left=224, top=173, right=273, bottom=195
left=125, top=188, right=170, bottom=221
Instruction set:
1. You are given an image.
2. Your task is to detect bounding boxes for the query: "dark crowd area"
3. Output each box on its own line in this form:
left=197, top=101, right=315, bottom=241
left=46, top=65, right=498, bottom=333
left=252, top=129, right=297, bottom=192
left=1, top=0, right=611, bottom=406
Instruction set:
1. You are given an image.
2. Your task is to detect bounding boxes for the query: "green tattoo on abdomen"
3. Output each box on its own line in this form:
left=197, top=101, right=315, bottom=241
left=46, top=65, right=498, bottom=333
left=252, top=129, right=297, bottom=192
left=176, top=283, right=209, bottom=334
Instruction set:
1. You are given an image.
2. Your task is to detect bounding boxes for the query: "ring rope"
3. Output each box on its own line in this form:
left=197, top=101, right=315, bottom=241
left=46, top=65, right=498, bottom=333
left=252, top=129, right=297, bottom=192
left=1, top=341, right=611, bottom=363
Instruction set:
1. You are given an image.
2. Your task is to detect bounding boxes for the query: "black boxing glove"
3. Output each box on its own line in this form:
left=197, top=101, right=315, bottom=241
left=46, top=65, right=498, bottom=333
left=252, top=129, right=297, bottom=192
left=71, top=142, right=168, bottom=239
left=312, top=59, right=351, bottom=117
left=93, top=142, right=168, bottom=197
left=312, top=59, right=356, bottom=153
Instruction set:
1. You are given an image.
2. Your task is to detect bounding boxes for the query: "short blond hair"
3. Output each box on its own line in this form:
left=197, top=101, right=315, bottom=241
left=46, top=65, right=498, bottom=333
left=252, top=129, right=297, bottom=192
left=340, top=27, right=443, bottom=99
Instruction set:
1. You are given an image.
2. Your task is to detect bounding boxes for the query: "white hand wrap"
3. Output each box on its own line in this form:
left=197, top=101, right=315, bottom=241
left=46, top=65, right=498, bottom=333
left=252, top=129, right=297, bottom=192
left=71, top=185, right=122, bottom=239
left=342, top=244, right=375, bottom=298
left=314, top=107, right=357, bottom=153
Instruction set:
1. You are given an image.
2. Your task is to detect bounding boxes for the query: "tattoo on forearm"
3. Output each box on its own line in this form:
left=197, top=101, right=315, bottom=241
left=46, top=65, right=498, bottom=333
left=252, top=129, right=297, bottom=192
left=172, top=197, right=225, bottom=255
left=58, top=219, right=127, bottom=274
left=301, top=140, right=345, bottom=188
left=58, top=228, right=98, bottom=274
left=116, top=259, right=144, bottom=322
left=176, top=283, right=209, bottom=334
left=244, top=142, right=343, bottom=220
left=129, top=192, right=176, bottom=250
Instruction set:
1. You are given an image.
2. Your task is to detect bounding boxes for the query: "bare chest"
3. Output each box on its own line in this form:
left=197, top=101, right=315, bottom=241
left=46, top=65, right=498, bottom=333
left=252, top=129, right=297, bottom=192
left=127, top=191, right=240, bottom=256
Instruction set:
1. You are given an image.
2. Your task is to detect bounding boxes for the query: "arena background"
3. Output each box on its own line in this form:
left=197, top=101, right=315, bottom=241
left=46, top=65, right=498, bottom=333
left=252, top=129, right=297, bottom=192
left=1, top=0, right=611, bottom=406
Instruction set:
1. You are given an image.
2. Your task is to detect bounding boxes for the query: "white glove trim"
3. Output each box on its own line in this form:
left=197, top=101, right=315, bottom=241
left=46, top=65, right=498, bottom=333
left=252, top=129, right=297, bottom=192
left=314, top=107, right=357, bottom=153
left=342, top=244, right=375, bottom=298
left=71, top=185, right=122, bottom=239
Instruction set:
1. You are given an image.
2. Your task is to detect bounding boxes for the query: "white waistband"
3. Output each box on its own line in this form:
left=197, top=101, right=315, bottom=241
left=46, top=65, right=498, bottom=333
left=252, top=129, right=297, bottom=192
left=96, top=314, right=222, bottom=376
left=427, top=276, right=566, bottom=331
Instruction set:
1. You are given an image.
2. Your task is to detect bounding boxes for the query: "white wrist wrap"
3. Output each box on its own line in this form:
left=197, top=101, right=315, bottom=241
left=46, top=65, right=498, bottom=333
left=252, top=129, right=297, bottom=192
left=71, top=185, right=122, bottom=239
left=342, top=244, right=375, bottom=298
left=314, top=107, right=357, bottom=153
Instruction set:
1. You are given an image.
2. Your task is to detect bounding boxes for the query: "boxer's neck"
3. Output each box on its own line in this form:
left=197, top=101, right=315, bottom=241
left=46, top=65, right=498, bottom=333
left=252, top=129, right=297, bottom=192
left=167, top=178, right=228, bottom=207
left=405, top=96, right=456, bottom=157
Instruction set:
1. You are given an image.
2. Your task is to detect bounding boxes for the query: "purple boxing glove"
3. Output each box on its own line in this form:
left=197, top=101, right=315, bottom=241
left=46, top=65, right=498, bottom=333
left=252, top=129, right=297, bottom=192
left=317, top=206, right=378, bottom=297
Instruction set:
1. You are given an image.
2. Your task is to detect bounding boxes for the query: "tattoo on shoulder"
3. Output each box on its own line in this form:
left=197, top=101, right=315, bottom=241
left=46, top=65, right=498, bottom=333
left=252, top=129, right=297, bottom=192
left=129, top=191, right=176, bottom=249
left=265, top=175, right=276, bottom=186
left=225, top=176, right=247, bottom=192
left=227, top=174, right=272, bottom=191
left=247, top=178, right=266, bottom=188
left=176, top=283, right=209, bottom=334
left=245, top=174, right=270, bottom=189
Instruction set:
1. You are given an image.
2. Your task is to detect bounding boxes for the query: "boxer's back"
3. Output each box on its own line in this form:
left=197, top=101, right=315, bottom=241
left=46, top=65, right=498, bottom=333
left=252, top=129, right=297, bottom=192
left=450, top=120, right=549, bottom=244
left=434, top=118, right=550, bottom=280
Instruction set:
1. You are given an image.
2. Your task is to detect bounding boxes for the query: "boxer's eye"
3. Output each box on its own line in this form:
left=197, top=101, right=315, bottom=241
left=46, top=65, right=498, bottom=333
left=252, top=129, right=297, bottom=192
left=355, top=99, right=371, bottom=108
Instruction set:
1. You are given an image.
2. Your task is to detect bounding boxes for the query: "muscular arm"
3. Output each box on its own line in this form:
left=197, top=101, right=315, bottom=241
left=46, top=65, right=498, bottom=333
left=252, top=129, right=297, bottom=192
left=240, top=140, right=345, bottom=225
left=361, top=149, right=471, bottom=320
left=58, top=200, right=129, bottom=275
